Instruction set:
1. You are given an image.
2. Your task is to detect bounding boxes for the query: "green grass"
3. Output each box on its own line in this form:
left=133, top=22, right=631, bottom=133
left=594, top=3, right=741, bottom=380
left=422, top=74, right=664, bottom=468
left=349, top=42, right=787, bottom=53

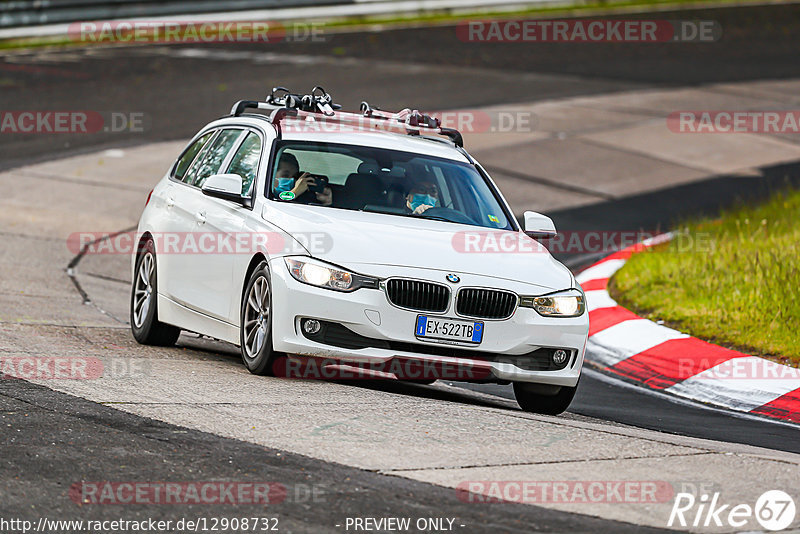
left=610, top=188, right=800, bottom=366
left=0, top=0, right=770, bottom=51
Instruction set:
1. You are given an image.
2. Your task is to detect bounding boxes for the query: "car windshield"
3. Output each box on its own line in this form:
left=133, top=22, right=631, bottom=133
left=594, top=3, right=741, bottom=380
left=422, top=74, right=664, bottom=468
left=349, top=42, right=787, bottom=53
left=268, top=140, right=513, bottom=230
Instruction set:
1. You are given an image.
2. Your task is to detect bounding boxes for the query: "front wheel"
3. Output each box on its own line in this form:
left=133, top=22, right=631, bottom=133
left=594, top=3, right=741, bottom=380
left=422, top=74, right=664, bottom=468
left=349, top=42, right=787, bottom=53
left=240, top=261, right=277, bottom=376
left=513, top=380, right=579, bottom=415
left=130, top=239, right=181, bottom=346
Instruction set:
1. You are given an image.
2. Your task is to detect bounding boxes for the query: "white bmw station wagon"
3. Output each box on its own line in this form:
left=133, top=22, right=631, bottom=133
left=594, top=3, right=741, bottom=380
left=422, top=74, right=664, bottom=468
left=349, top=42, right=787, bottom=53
left=131, top=88, right=589, bottom=414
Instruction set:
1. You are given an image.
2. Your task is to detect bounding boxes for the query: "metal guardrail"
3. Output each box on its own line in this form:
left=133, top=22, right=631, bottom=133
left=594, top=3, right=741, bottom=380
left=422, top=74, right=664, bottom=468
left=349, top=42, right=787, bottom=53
left=0, top=0, right=354, bottom=28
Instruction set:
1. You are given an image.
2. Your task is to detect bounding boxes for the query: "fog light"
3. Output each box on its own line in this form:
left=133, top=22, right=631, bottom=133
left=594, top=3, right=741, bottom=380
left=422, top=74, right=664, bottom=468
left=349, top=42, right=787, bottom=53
left=303, top=319, right=321, bottom=335
left=552, top=349, right=568, bottom=366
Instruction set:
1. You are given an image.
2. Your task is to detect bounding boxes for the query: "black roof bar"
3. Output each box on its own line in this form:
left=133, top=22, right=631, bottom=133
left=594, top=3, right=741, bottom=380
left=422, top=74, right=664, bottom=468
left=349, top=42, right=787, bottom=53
left=230, top=100, right=274, bottom=117
left=440, top=127, right=464, bottom=148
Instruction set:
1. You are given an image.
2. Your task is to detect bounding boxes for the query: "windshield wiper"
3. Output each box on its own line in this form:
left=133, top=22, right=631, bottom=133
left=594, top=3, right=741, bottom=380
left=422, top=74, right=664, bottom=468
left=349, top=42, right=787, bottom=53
left=414, top=214, right=451, bottom=222
left=359, top=207, right=455, bottom=224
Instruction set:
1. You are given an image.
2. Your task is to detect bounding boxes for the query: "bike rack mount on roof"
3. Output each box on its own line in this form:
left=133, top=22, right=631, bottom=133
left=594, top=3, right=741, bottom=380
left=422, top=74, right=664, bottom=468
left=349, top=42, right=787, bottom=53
left=229, top=86, right=464, bottom=147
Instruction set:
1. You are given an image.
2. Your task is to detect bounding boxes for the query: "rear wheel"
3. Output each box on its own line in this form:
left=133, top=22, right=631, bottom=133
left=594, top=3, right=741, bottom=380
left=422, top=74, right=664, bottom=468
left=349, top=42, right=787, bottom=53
left=513, top=380, right=579, bottom=415
left=130, top=239, right=181, bottom=346
left=240, top=261, right=277, bottom=376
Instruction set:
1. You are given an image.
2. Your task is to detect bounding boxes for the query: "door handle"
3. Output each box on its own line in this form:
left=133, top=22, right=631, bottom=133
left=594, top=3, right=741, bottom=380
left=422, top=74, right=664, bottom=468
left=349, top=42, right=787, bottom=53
left=166, top=197, right=175, bottom=208
left=195, top=211, right=207, bottom=224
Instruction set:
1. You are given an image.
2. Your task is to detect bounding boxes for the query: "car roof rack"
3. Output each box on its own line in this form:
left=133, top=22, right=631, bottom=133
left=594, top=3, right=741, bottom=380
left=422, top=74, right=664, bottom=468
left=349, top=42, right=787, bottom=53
left=229, top=86, right=464, bottom=147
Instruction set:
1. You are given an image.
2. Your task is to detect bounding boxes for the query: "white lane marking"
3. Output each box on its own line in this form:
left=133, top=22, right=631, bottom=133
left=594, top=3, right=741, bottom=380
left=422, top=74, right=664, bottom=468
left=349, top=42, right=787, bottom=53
left=666, top=356, right=800, bottom=413
left=584, top=289, right=617, bottom=312
left=141, top=46, right=498, bottom=76
left=587, top=319, right=689, bottom=367
left=167, top=48, right=322, bottom=65
left=582, top=368, right=800, bottom=429
left=642, top=232, right=673, bottom=247
left=575, top=259, right=626, bottom=284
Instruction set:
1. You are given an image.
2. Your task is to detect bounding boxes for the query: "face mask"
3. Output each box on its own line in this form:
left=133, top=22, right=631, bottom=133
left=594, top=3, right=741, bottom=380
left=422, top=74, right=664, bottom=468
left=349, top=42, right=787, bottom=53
left=274, top=177, right=295, bottom=194
left=410, top=194, right=437, bottom=211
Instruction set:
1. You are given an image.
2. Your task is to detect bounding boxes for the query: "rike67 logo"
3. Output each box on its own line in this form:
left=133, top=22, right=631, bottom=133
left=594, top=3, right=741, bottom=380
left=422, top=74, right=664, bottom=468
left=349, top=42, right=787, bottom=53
left=669, top=490, right=796, bottom=531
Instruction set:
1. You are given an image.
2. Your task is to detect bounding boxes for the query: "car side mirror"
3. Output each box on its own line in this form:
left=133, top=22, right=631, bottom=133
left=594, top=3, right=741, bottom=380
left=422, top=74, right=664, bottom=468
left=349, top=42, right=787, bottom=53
left=201, top=174, right=250, bottom=207
left=523, top=211, right=557, bottom=238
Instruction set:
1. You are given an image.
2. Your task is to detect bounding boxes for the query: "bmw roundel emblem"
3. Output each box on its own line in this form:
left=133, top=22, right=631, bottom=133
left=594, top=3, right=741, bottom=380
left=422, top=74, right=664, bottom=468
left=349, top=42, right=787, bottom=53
left=446, top=274, right=460, bottom=283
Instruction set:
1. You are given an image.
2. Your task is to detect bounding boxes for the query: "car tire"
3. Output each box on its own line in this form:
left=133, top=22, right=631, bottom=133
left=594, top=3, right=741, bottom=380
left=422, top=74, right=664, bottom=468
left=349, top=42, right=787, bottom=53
left=130, top=239, right=181, bottom=346
left=513, top=380, right=579, bottom=415
left=240, top=261, right=277, bottom=376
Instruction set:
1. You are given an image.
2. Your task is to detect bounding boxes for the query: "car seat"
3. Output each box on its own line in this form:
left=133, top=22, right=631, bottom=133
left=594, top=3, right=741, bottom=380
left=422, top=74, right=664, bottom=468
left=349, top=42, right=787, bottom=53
left=337, top=173, right=386, bottom=210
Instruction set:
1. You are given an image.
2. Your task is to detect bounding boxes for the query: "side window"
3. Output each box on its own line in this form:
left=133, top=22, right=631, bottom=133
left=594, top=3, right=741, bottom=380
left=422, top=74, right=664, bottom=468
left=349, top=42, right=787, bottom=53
left=183, top=130, right=218, bottom=186
left=173, top=131, right=213, bottom=182
left=225, top=132, right=262, bottom=196
left=191, top=129, right=243, bottom=188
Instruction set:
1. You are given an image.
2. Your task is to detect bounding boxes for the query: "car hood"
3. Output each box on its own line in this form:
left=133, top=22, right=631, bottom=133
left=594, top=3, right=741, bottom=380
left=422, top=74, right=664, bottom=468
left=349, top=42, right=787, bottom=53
left=262, top=203, right=573, bottom=292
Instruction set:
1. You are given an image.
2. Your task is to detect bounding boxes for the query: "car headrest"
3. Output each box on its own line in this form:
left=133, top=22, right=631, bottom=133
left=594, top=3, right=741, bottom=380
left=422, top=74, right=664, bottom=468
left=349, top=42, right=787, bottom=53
left=388, top=165, right=406, bottom=177
left=344, top=173, right=384, bottom=192
left=357, top=162, right=381, bottom=175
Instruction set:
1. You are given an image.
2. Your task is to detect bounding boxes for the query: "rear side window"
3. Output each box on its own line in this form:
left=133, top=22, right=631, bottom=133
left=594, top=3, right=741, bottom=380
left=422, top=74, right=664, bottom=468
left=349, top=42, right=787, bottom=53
left=173, top=131, right=213, bottom=182
left=190, top=129, right=243, bottom=188
left=226, top=131, right=262, bottom=196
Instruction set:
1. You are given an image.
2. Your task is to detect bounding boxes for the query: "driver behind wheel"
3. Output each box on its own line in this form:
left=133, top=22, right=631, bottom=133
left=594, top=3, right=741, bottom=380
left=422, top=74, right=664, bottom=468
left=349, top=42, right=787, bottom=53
left=406, top=180, right=440, bottom=215
left=273, top=152, right=333, bottom=206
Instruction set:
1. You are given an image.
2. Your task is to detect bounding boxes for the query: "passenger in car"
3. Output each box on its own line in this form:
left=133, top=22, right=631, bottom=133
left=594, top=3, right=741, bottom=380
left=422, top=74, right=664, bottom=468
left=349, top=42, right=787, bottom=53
left=273, top=152, right=333, bottom=206
left=405, top=180, right=440, bottom=215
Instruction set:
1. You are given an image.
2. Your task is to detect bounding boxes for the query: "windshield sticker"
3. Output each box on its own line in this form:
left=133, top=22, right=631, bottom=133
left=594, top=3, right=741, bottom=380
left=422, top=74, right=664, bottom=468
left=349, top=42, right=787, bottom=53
left=488, top=214, right=499, bottom=223
left=279, top=191, right=296, bottom=201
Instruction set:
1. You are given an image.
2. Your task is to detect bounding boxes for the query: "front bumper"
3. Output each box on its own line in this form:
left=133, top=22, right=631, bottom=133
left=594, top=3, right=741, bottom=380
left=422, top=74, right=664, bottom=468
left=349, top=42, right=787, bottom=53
left=268, top=258, right=589, bottom=386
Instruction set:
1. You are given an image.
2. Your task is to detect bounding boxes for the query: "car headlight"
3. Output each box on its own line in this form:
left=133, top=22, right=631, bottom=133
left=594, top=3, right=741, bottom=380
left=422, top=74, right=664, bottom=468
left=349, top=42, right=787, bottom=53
left=519, top=289, right=585, bottom=317
left=284, top=257, right=379, bottom=292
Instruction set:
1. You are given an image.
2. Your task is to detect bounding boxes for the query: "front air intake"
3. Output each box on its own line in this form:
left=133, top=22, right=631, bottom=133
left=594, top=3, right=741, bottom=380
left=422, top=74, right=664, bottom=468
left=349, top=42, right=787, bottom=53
left=456, top=288, right=517, bottom=319
left=385, top=279, right=450, bottom=313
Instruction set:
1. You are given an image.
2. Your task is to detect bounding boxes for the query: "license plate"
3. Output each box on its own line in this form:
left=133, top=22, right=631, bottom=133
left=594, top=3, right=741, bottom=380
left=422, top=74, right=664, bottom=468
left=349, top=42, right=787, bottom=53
left=415, top=315, right=484, bottom=344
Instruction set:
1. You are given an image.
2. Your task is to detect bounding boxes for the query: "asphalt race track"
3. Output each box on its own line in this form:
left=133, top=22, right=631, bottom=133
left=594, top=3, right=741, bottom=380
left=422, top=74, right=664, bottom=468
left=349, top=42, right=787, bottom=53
left=1, top=3, right=800, bottom=532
